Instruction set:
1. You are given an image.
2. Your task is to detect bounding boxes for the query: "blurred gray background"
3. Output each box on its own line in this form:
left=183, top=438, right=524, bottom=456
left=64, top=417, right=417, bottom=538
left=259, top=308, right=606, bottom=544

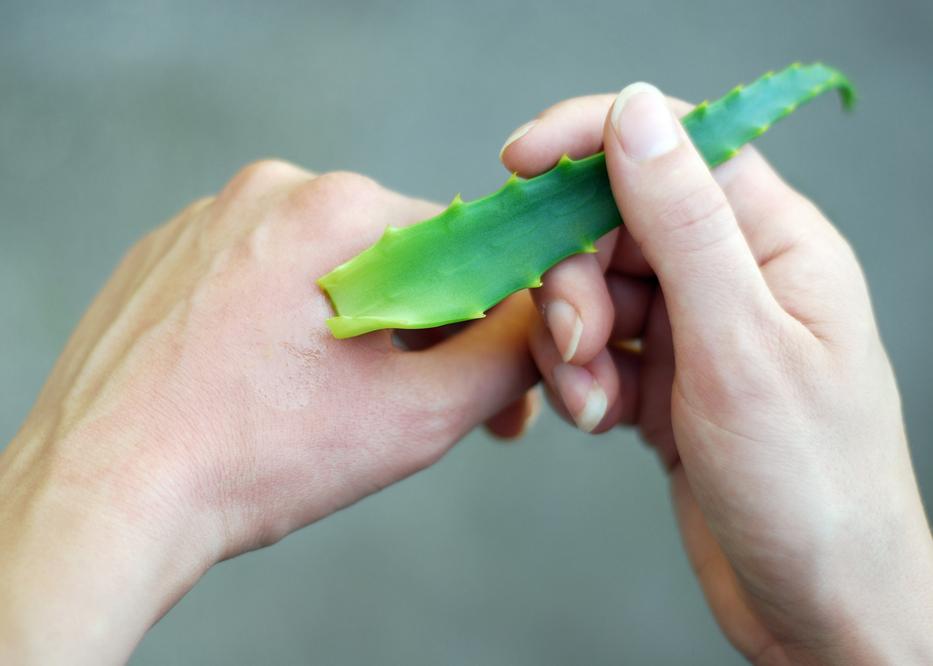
left=2, top=1, right=931, bottom=663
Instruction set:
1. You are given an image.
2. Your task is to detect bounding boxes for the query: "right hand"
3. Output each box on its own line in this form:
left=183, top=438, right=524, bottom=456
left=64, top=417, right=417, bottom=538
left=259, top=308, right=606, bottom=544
left=501, top=84, right=933, bottom=664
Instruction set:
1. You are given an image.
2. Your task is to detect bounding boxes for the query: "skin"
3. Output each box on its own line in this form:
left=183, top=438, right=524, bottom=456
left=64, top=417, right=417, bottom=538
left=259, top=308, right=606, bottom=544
left=0, top=163, right=539, bottom=664
left=501, top=86, right=933, bottom=663
left=0, top=84, right=930, bottom=664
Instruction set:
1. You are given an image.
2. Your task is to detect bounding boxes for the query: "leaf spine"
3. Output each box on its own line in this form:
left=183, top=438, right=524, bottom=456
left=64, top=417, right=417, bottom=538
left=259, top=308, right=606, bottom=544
left=726, top=84, right=744, bottom=100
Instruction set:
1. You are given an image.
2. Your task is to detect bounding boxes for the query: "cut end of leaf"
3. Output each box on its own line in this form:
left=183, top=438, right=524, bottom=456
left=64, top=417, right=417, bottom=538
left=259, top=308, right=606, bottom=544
left=325, top=312, right=486, bottom=339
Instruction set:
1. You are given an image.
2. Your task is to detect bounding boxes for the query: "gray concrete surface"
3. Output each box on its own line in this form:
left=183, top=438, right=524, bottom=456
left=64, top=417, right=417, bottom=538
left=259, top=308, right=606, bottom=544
left=1, top=1, right=931, bottom=663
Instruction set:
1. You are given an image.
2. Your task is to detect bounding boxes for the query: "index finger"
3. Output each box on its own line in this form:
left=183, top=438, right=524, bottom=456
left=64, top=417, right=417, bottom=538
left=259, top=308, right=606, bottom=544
left=498, top=93, right=828, bottom=276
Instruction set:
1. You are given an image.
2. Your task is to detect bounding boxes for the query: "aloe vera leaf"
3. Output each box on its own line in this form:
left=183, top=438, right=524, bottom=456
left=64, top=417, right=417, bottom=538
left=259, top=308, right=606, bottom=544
left=318, top=62, right=854, bottom=339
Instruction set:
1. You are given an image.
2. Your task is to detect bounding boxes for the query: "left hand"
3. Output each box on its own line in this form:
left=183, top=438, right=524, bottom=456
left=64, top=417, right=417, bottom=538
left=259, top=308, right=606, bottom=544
left=0, top=160, right=537, bottom=665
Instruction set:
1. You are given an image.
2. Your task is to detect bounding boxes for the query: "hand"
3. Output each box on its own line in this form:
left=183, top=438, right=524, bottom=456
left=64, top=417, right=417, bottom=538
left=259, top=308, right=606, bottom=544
left=0, top=162, right=538, bottom=664
left=500, top=86, right=933, bottom=664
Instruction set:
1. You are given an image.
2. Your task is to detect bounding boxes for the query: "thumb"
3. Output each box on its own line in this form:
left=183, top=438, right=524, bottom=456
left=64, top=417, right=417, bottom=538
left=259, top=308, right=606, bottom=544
left=603, top=83, right=775, bottom=346
left=405, top=292, right=539, bottom=441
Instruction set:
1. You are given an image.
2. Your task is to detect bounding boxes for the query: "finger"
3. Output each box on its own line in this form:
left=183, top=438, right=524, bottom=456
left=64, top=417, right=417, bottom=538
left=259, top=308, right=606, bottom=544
left=500, top=94, right=695, bottom=179
left=607, top=346, right=641, bottom=426
left=500, top=94, right=615, bottom=176
left=608, top=225, right=654, bottom=277
left=405, top=292, right=539, bottom=441
left=541, top=380, right=573, bottom=425
left=532, top=253, right=614, bottom=365
left=605, top=272, right=655, bottom=341
left=609, top=106, right=818, bottom=277
left=712, top=145, right=823, bottom=265
left=637, top=292, right=679, bottom=470
left=529, top=320, right=623, bottom=434
left=670, top=467, right=776, bottom=661
left=711, top=146, right=871, bottom=341
left=603, top=83, right=778, bottom=346
left=495, top=93, right=669, bottom=279
left=610, top=107, right=832, bottom=273
left=484, top=387, right=542, bottom=440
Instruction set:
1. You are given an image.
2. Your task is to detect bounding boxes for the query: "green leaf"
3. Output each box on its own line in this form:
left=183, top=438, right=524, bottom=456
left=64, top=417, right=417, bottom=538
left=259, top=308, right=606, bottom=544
left=318, top=62, right=855, bottom=339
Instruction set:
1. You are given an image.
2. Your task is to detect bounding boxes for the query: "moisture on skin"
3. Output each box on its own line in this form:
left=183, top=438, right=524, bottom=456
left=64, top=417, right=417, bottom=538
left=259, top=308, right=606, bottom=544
left=318, top=63, right=855, bottom=339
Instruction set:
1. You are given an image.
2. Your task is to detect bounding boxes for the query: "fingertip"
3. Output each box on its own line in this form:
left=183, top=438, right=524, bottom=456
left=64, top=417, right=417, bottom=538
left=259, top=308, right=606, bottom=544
left=535, top=254, right=614, bottom=366
left=500, top=128, right=564, bottom=177
left=484, top=386, right=543, bottom=441
left=552, top=348, right=620, bottom=434
left=552, top=363, right=608, bottom=433
left=530, top=323, right=625, bottom=435
left=500, top=94, right=617, bottom=177
left=543, top=299, right=583, bottom=362
left=498, top=120, right=538, bottom=163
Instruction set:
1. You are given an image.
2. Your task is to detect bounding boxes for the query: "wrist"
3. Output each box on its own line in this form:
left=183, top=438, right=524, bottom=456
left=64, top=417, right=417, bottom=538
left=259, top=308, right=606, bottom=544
left=0, top=430, right=220, bottom=665
left=834, top=528, right=933, bottom=665
left=788, top=506, right=933, bottom=665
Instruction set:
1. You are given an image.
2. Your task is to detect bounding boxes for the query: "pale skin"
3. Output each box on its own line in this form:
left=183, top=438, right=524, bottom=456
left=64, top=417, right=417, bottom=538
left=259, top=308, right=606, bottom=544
left=0, top=83, right=930, bottom=664
left=502, top=86, right=933, bottom=663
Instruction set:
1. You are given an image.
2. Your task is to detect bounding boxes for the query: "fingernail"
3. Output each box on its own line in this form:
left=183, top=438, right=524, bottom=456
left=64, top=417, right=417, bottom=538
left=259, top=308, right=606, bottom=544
left=553, top=364, right=607, bottom=433
left=545, top=299, right=583, bottom=362
left=499, top=120, right=537, bottom=159
left=610, top=82, right=681, bottom=162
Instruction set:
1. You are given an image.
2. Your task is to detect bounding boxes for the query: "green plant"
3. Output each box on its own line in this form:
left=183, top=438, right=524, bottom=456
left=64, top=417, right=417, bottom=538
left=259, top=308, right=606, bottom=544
left=318, top=62, right=854, bottom=339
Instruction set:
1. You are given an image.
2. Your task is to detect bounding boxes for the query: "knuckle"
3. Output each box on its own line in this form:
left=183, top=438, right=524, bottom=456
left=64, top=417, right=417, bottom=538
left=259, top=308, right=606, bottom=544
left=222, top=159, right=300, bottom=201
left=277, top=170, right=384, bottom=232
left=119, top=232, right=160, bottom=272
left=310, top=170, right=382, bottom=201
left=180, top=195, right=215, bottom=220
